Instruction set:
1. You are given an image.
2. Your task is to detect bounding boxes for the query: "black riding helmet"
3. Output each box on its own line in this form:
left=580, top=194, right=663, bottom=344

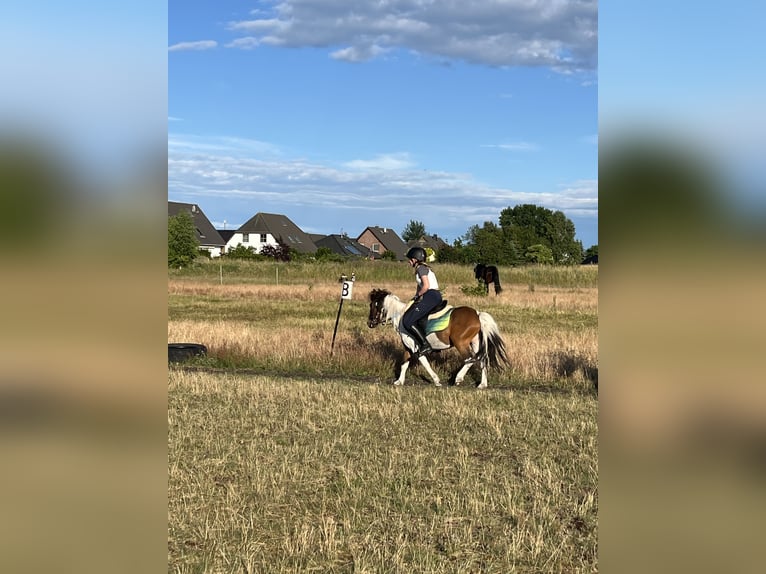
left=406, top=247, right=426, bottom=262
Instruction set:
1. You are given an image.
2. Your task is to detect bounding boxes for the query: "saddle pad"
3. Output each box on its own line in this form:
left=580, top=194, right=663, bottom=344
left=427, top=307, right=453, bottom=333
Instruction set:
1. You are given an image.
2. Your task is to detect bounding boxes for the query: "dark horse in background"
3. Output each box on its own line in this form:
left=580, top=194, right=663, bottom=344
left=474, top=264, right=503, bottom=295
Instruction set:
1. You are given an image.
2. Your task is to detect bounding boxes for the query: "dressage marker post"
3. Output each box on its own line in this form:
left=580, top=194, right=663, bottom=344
left=330, top=272, right=355, bottom=356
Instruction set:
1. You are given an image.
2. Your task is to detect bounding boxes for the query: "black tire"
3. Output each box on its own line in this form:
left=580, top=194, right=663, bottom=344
left=168, top=343, right=207, bottom=363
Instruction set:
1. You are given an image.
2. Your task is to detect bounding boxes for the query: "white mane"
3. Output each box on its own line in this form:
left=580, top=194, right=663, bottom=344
left=382, top=293, right=408, bottom=330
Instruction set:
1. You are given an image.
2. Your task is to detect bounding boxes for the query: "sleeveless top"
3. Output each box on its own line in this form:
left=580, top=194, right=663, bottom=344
left=415, top=264, right=439, bottom=291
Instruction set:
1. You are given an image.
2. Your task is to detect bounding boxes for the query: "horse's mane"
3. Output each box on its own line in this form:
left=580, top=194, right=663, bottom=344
left=370, top=288, right=406, bottom=322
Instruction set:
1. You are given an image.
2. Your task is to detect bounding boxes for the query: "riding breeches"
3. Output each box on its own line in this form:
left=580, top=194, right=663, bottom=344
left=402, top=290, right=442, bottom=330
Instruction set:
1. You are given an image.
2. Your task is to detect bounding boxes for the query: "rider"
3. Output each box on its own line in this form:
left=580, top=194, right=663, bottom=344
left=402, top=246, right=442, bottom=356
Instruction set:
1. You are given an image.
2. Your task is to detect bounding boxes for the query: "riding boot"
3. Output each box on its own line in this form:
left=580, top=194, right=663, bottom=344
left=408, top=323, right=431, bottom=356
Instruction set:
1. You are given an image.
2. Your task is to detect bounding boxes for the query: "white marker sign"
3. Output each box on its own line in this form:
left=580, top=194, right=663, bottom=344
left=340, top=280, right=354, bottom=300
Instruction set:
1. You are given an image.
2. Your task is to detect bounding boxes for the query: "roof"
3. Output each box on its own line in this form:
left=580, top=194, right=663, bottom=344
left=168, top=201, right=225, bottom=248
left=237, top=212, right=317, bottom=254
left=357, top=226, right=409, bottom=260
left=217, top=229, right=236, bottom=243
left=315, top=234, right=372, bottom=258
left=407, top=234, right=449, bottom=253
left=307, top=233, right=326, bottom=244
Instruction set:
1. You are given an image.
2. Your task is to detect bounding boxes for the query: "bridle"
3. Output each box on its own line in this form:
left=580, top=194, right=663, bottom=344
left=367, top=298, right=388, bottom=328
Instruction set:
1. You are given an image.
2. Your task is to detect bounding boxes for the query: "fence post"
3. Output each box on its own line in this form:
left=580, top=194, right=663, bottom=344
left=331, top=272, right=355, bottom=356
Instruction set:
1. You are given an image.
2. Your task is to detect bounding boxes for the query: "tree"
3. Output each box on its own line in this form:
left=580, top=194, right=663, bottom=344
left=500, top=204, right=582, bottom=264
left=582, top=245, right=598, bottom=264
left=226, top=244, right=259, bottom=259
left=261, top=238, right=292, bottom=262
left=462, top=222, right=517, bottom=265
left=168, top=211, right=199, bottom=268
left=435, top=241, right=468, bottom=264
left=402, top=220, right=426, bottom=242
left=525, top=244, right=554, bottom=264
left=548, top=210, right=584, bottom=265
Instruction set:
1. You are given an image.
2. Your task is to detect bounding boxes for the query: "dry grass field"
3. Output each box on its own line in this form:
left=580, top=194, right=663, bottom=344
left=168, top=261, right=598, bottom=572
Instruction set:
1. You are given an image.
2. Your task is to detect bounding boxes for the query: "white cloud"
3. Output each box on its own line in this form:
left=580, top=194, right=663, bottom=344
left=344, top=153, right=415, bottom=170
left=482, top=142, right=540, bottom=152
left=330, top=44, right=386, bottom=62
left=225, top=37, right=260, bottom=50
left=168, top=134, right=282, bottom=156
left=223, top=1, right=597, bottom=73
left=168, top=40, right=218, bottom=52
left=168, top=133, right=598, bottom=241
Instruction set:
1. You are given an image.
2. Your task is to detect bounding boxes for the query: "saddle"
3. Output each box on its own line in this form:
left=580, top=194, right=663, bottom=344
left=428, top=300, right=450, bottom=318
left=404, top=299, right=452, bottom=334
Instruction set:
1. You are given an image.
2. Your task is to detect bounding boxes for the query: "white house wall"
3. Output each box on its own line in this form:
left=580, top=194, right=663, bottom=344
left=225, top=232, right=277, bottom=254
left=200, top=246, right=223, bottom=258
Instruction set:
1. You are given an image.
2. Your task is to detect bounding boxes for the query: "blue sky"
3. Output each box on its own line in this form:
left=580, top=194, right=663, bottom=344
left=169, top=1, right=599, bottom=248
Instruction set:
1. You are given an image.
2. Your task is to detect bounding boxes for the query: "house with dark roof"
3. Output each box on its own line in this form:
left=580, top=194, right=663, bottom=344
left=315, top=234, right=372, bottom=259
left=226, top=212, right=317, bottom=255
left=407, top=234, right=449, bottom=259
left=168, top=201, right=226, bottom=257
left=356, top=226, right=409, bottom=260
left=217, top=229, right=236, bottom=245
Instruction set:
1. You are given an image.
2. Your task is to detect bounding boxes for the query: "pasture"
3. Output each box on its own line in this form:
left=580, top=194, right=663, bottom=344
left=168, top=260, right=598, bottom=572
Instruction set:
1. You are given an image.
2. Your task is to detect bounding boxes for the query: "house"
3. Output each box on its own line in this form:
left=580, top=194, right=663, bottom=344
left=218, top=229, right=236, bottom=246
left=407, top=234, right=449, bottom=260
left=315, top=234, right=372, bottom=259
left=225, top=212, right=317, bottom=255
left=356, top=226, right=409, bottom=260
left=168, top=201, right=226, bottom=257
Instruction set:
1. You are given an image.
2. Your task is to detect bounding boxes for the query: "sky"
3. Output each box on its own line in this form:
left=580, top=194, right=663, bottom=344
left=168, top=0, right=599, bottom=248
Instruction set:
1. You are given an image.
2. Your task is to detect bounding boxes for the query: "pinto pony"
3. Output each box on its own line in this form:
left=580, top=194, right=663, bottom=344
left=474, top=263, right=503, bottom=295
left=367, top=288, right=509, bottom=388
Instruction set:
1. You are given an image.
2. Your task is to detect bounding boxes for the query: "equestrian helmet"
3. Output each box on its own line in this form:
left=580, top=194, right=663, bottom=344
left=406, top=247, right=427, bottom=262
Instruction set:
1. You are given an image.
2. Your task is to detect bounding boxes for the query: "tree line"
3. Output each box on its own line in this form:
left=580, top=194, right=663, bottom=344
left=169, top=204, right=597, bottom=267
left=404, top=204, right=597, bottom=265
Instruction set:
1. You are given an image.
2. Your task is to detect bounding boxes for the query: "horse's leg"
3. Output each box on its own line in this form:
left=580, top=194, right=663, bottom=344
left=477, top=363, right=488, bottom=389
left=451, top=335, right=479, bottom=386
left=453, top=358, right=475, bottom=386
left=417, top=356, right=441, bottom=387
left=454, top=335, right=489, bottom=388
left=393, top=351, right=411, bottom=385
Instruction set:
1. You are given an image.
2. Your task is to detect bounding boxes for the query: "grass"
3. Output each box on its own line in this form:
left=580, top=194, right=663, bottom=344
left=168, top=261, right=598, bottom=572
left=168, top=372, right=598, bottom=573
left=170, top=259, right=598, bottom=290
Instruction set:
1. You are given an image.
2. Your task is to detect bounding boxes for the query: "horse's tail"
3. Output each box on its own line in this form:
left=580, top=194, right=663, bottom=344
left=478, top=311, right=510, bottom=370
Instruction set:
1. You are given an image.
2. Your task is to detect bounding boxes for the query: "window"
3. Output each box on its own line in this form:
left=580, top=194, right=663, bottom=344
left=372, top=243, right=380, bottom=253
left=243, top=233, right=249, bottom=242
left=260, top=234, right=267, bottom=243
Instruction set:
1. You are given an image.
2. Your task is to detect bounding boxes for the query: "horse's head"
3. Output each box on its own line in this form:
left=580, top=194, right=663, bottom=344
left=474, top=263, right=484, bottom=280
left=367, top=288, right=390, bottom=328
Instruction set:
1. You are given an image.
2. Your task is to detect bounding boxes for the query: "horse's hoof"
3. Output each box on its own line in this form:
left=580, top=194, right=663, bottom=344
left=434, top=381, right=442, bottom=387
left=393, top=380, right=404, bottom=386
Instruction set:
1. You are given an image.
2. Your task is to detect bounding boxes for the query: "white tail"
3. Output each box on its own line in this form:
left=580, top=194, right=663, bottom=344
left=478, top=312, right=510, bottom=370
